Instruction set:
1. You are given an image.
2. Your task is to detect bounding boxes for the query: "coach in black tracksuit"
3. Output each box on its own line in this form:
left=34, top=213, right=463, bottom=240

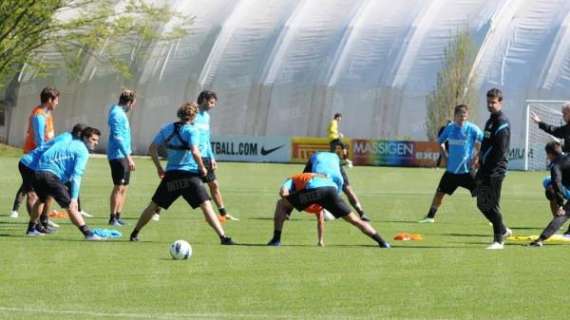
left=476, top=88, right=511, bottom=249
left=530, top=142, right=570, bottom=246
left=530, top=103, right=570, bottom=152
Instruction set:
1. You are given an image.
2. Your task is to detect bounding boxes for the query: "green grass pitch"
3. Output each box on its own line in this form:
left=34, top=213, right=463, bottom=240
left=0, top=154, right=568, bottom=319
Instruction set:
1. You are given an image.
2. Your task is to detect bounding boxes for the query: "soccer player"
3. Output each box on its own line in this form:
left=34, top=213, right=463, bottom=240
left=194, top=90, right=238, bottom=221
left=418, top=105, right=483, bottom=223
left=18, top=124, right=86, bottom=232
left=26, top=127, right=103, bottom=240
left=10, top=87, right=59, bottom=219
left=529, top=142, right=570, bottom=247
left=129, top=102, right=235, bottom=245
left=530, top=102, right=570, bottom=152
left=107, top=89, right=136, bottom=226
left=476, top=88, right=512, bottom=250
left=303, top=148, right=371, bottom=221
left=266, top=172, right=390, bottom=248
left=327, top=113, right=352, bottom=167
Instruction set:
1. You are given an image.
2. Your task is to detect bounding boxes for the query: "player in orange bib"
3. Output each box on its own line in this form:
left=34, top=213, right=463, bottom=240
left=10, top=87, right=59, bottom=220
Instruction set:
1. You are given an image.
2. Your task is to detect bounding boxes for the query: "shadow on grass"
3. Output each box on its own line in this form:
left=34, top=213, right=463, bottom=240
left=510, top=226, right=544, bottom=231
left=441, top=233, right=488, bottom=238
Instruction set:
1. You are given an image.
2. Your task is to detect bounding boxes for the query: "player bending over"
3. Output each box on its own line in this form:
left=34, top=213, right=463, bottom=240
left=267, top=172, right=390, bottom=248
left=26, top=127, right=103, bottom=240
left=530, top=142, right=570, bottom=246
left=304, top=147, right=370, bottom=221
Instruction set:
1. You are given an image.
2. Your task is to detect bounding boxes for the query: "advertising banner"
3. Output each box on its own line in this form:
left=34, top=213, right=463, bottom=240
left=291, top=137, right=352, bottom=163
left=210, top=136, right=290, bottom=163
left=352, top=139, right=440, bottom=167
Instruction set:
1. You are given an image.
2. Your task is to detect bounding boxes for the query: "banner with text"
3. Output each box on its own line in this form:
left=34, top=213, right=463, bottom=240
left=352, top=139, right=440, bottom=167
left=210, top=136, right=291, bottom=162
left=291, top=137, right=352, bottom=163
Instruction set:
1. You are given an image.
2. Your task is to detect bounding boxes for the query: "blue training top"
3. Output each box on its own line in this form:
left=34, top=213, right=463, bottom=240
left=20, top=132, right=73, bottom=170
left=193, top=109, right=215, bottom=160
left=308, top=152, right=344, bottom=191
left=281, top=176, right=338, bottom=193
left=36, top=139, right=90, bottom=199
left=107, top=104, right=132, bottom=160
left=152, top=122, right=201, bottom=173
left=438, top=121, right=483, bottom=174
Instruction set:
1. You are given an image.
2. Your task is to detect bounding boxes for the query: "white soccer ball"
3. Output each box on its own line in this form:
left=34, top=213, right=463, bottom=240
left=169, top=240, right=192, bottom=260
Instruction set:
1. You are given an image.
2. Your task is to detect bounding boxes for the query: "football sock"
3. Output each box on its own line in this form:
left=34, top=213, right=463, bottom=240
left=426, top=206, right=437, bottom=219
left=109, top=213, right=116, bottom=221
left=371, top=233, right=386, bottom=245
left=78, top=225, right=91, bottom=237
left=219, top=208, right=227, bottom=216
left=27, top=222, right=36, bottom=232
left=130, top=229, right=140, bottom=239
left=355, top=207, right=365, bottom=216
left=116, top=212, right=121, bottom=219
left=272, top=230, right=282, bottom=241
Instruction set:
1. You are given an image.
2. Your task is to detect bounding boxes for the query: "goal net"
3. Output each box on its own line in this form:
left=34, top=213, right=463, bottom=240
left=524, top=100, right=566, bottom=171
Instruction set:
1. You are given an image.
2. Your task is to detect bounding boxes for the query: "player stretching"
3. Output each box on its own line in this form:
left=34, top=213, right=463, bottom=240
left=530, top=102, right=570, bottom=234
left=267, top=172, right=390, bottom=248
left=129, top=102, right=235, bottom=245
left=26, top=127, right=103, bottom=240
left=304, top=147, right=371, bottom=221
left=107, top=89, right=136, bottom=226
left=530, top=142, right=570, bottom=246
left=477, top=88, right=512, bottom=250
left=418, top=105, right=482, bottom=223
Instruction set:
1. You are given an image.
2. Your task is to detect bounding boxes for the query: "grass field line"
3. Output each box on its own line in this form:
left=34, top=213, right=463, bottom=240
left=0, top=306, right=340, bottom=319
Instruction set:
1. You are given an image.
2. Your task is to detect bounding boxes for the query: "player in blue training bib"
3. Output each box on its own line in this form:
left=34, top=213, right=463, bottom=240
left=418, top=104, right=483, bottom=223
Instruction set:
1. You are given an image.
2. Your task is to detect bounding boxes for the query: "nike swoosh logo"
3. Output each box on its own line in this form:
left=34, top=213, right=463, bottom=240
left=261, top=145, right=285, bottom=156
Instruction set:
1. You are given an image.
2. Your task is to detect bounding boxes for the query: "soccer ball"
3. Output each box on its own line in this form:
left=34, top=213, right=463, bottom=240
left=169, top=240, right=192, bottom=260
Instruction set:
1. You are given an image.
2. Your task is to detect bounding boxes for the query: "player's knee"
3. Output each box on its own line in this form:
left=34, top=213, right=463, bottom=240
left=545, top=187, right=556, bottom=201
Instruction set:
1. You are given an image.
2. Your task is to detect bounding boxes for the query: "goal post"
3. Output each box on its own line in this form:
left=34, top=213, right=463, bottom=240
left=524, top=99, right=567, bottom=171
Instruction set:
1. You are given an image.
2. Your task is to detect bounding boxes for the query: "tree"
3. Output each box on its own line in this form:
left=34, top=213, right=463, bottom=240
left=425, top=30, right=478, bottom=140
left=0, top=0, right=192, bottom=86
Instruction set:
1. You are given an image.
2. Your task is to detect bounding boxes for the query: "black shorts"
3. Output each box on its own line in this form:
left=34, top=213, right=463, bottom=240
left=437, top=171, right=476, bottom=196
left=152, top=170, right=210, bottom=209
left=19, top=162, right=35, bottom=193
left=33, top=171, right=71, bottom=208
left=286, top=187, right=352, bottom=218
left=329, top=139, right=345, bottom=152
left=109, top=158, right=131, bottom=185
left=200, top=158, right=216, bottom=183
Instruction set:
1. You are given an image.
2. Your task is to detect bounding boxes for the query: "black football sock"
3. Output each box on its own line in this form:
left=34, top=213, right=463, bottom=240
left=272, top=230, right=282, bottom=242
left=78, top=225, right=91, bottom=237
left=371, top=233, right=387, bottom=245
left=426, top=206, right=438, bottom=219
left=219, top=208, right=227, bottom=216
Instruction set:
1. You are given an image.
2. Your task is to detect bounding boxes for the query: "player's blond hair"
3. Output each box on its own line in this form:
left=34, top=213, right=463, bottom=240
left=177, top=101, right=198, bottom=121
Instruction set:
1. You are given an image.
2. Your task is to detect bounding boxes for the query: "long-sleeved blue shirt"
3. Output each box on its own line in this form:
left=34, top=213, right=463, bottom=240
left=20, top=132, right=73, bottom=170
left=153, top=122, right=201, bottom=173
left=193, top=109, right=215, bottom=160
left=107, top=104, right=132, bottom=160
left=36, top=139, right=90, bottom=199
